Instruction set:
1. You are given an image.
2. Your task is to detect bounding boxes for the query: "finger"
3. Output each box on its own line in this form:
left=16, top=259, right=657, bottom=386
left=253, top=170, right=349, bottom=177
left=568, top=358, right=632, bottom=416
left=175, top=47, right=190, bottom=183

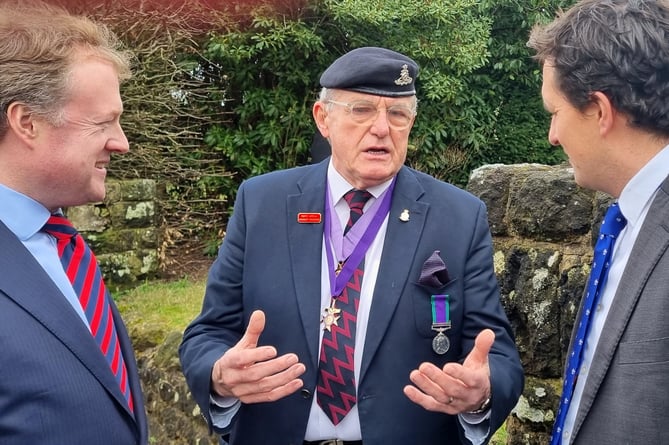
left=237, top=353, right=301, bottom=383
left=403, top=382, right=458, bottom=415
left=418, top=361, right=462, bottom=390
left=237, top=362, right=306, bottom=403
left=463, top=328, right=495, bottom=370
left=409, top=367, right=446, bottom=400
left=241, top=377, right=305, bottom=404
left=237, top=310, right=266, bottom=350
left=442, top=330, right=494, bottom=389
left=213, top=352, right=300, bottom=397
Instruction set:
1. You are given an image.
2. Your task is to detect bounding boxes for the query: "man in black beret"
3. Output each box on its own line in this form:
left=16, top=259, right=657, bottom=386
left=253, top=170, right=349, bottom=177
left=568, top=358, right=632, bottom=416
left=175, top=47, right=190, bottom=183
left=180, top=46, right=524, bottom=445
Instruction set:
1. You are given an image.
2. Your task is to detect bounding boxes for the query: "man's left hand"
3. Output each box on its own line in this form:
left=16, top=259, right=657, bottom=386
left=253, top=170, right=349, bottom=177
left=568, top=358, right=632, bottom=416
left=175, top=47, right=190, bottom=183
left=403, top=329, right=494, bottom=414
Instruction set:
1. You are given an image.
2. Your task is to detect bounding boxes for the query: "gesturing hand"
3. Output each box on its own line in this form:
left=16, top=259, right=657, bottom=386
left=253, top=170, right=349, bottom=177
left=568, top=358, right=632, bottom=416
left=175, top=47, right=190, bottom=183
left=211, top=310, right=306, bottom=404
left=403, top=329, right=494, bottom=414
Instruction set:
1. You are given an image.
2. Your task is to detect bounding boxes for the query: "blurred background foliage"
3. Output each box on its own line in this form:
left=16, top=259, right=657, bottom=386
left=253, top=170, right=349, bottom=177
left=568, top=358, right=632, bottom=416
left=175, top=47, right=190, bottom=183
left=60, top=0, right=574, bottom=258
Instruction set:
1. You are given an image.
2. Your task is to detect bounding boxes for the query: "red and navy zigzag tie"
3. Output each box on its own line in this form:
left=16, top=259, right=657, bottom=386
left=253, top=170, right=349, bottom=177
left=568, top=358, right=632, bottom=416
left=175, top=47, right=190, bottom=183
left=43, top=215, right=134, bottom=413
left=316, top=189, right=372, bottom=425
left=317, top=260, right=364, bottom=425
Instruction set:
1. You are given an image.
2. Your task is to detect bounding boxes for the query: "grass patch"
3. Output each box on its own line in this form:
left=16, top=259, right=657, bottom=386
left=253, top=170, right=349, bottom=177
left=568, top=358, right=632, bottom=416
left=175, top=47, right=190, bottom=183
left=491, top=424, right=507, bottom=444
left=115, top=277, right=206, bottom=346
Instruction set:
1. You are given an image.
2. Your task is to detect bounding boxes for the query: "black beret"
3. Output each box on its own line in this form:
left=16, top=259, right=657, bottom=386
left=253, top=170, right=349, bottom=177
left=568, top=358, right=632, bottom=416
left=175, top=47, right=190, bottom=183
left=319, top=46, right=418, bottom=97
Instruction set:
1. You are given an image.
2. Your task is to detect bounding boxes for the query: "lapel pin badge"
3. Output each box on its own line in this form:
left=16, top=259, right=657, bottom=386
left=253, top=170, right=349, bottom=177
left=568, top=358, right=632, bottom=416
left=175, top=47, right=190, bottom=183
left=297, top=212, right=322, bottom=224
left=399, top=209, right=410, bottom=222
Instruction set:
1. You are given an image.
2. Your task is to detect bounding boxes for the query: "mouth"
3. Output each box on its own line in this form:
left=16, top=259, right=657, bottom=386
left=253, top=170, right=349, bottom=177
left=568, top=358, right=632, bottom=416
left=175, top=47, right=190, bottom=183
left=364, top=146, right=389, bottom=155
left=95, top=161, right=109, bottom=171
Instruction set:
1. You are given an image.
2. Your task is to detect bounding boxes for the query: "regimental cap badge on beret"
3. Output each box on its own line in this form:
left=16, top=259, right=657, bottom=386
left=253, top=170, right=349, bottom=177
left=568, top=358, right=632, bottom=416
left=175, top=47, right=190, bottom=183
left=320, top=46, right=419, bottom=97
left=395, top=64, right=413, bottom=86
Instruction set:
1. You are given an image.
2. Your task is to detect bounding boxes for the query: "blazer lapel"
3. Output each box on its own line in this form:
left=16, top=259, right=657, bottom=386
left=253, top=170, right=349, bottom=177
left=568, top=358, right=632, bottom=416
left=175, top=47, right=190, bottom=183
left=574, top=175, right=669, bottom=434
left=360, top=167, right=428, bottom=381
left=0, top=221, right=137, bottom=420
left=288, top=163, right=329, bottom=367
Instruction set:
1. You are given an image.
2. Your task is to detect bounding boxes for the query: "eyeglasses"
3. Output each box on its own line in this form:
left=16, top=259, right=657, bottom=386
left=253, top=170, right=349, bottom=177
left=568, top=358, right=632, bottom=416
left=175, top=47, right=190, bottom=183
left=326, top=100, right=416, bottom=130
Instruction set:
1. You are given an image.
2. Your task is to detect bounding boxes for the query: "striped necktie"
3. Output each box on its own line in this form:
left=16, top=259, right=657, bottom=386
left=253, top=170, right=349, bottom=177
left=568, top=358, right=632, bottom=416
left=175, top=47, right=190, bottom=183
left=43, top=215, right=134, bottom=412
left=343, top=189, right=372, bottom=235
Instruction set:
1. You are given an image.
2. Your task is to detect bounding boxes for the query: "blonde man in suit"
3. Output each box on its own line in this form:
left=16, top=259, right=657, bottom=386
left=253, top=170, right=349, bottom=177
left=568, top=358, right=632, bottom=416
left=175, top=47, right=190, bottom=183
left=0, top=3, right=148, bottom=443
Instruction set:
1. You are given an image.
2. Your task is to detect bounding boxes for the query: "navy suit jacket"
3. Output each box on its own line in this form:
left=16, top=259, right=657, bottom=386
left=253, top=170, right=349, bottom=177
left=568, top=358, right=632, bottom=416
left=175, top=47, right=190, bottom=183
left=180, top=161, right=523, bottom=445
left=0, top=221, right=148, bottom=444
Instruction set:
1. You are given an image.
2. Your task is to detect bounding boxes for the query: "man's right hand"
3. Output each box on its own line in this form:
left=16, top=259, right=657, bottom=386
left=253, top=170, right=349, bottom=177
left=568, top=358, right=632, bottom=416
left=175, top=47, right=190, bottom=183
left=210, top=310, right=306, bottom=403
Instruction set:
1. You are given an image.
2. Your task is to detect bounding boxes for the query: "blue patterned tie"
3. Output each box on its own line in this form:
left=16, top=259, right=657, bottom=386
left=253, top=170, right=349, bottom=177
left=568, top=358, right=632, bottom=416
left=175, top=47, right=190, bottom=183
left=551, top=202, right=626, bottom=444
left=43, top=215, right=134, bottom=413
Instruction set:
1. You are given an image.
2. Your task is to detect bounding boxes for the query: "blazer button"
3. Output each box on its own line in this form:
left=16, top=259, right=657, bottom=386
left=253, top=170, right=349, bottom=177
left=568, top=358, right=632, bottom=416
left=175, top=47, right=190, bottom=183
left=300, top=389, right=312, bottom=399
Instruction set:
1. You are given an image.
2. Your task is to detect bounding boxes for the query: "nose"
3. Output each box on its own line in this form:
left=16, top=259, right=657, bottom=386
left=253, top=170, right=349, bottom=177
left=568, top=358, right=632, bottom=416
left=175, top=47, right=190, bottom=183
left=108, top=123, right=130, bottom=153
left=369, top=108, right=391, bottom=136
left=548, top=116, right=559, bottom=146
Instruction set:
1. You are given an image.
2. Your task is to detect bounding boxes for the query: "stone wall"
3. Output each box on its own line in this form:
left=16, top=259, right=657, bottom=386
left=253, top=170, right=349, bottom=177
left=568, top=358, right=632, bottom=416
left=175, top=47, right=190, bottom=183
left=116, top=164, right=610, bottom=444
left=67, top=178, right=161, bottom=290
left=466, top=163, right=612, bottom=444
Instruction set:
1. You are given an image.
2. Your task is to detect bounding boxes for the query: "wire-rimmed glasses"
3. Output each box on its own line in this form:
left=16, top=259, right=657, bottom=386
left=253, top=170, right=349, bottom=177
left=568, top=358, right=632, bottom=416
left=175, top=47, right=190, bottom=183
left=326, top=100, right=416, bottom=130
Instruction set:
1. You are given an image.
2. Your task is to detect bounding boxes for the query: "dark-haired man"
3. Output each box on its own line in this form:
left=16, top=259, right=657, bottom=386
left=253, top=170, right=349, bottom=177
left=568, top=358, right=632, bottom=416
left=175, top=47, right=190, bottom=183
left=528, top=1, right=669, bottom=443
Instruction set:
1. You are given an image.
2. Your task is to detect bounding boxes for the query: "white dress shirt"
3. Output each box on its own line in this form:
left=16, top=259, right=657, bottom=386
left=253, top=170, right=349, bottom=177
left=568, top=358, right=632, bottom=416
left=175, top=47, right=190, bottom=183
left=303, top=163, right=391, bottom=441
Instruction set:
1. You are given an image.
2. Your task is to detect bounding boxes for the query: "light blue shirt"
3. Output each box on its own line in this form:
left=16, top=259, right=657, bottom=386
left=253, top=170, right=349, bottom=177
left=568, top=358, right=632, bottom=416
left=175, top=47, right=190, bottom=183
left=0, top=184, right=90, bottom=327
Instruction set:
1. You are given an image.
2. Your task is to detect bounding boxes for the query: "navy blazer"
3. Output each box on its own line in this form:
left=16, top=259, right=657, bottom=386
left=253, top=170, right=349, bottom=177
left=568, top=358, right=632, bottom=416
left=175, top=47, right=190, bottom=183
left=0, top=221, right=148, bottom=444
left=180, top=161, right=523, bottom=445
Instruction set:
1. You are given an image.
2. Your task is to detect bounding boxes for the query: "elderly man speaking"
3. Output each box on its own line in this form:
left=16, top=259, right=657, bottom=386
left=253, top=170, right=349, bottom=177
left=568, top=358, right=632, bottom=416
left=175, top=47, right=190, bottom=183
left=180, top=46, right=524, bottom=445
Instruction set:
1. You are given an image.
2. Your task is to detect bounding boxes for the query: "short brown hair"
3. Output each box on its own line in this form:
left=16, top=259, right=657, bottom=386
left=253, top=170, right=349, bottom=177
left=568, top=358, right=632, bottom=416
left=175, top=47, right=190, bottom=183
left=0, top=1, right=132, bottom=137
left=528, top=0, right=669, bottom=137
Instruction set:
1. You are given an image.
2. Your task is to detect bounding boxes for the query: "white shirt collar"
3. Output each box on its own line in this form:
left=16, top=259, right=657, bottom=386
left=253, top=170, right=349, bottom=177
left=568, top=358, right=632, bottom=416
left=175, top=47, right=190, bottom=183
left=618, top=144, right=669, bottom=228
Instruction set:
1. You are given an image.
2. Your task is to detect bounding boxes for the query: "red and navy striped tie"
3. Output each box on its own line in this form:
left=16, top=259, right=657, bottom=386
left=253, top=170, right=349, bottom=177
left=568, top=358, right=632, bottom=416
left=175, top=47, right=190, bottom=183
left=43, top=215, right=134, bottom=412
left=343, top=189, right=372, bottom=235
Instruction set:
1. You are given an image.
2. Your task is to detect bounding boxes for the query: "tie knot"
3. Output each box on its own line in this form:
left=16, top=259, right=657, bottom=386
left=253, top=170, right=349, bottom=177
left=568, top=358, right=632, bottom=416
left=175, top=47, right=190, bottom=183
left=600, top=202, right=627, bottom=238
left=42, top=215, right=78, bottom=241
left=343, top=189, right=372, bottom=211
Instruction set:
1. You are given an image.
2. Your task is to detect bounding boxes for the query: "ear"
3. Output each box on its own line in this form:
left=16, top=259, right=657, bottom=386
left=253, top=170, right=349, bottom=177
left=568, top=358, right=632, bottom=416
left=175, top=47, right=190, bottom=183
left=5, top=101, right=39, bottom=142
left=590, top=91, right=615, bottom=136
left=312, top=101, right=330, bottom=139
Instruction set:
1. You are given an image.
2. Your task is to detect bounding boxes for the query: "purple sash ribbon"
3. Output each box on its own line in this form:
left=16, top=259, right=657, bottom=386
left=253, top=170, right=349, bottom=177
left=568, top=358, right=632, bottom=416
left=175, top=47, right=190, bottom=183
left=323, top=179, right=396, bottom=297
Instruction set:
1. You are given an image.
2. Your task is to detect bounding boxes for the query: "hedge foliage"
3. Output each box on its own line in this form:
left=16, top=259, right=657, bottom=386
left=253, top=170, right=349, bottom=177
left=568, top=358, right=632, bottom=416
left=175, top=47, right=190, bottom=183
left=65, top=0, right=574, bottom=255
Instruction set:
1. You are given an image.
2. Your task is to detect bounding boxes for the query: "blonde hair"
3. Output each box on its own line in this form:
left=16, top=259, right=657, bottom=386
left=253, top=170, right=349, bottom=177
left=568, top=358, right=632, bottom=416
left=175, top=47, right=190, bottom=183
left=0, top=1, right=132, bottom=136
